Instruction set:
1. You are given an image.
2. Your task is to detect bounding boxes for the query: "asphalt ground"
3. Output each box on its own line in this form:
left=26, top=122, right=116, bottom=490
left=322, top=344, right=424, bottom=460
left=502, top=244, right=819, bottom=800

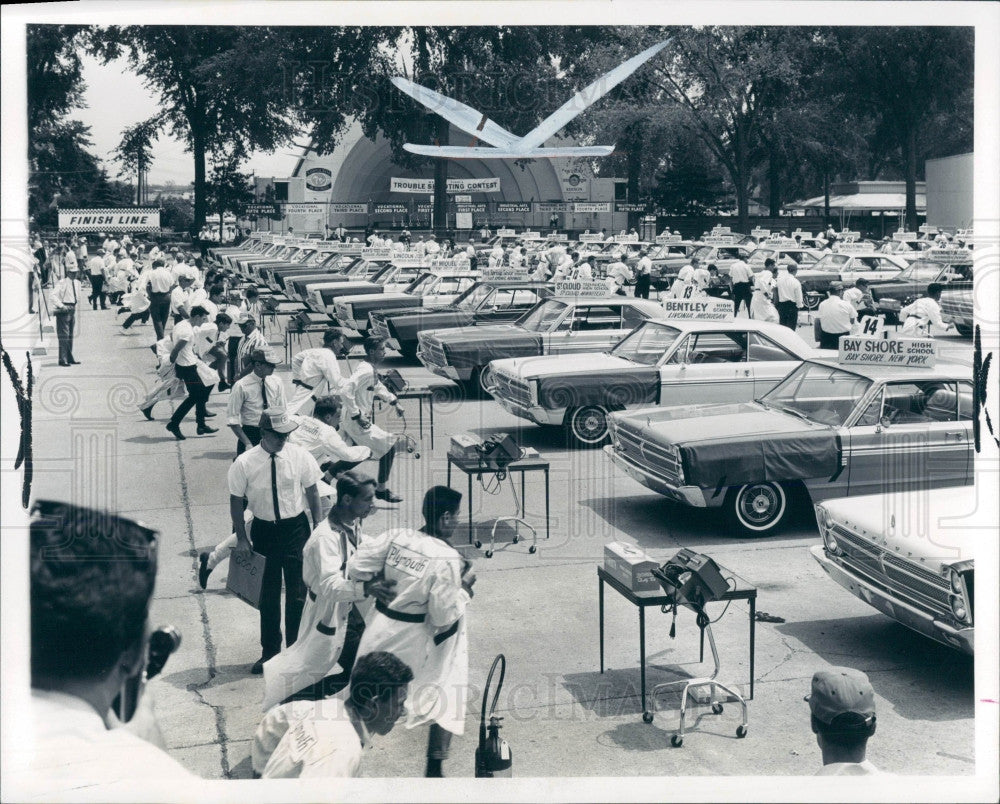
left=22, top=298, right=984, bottom=788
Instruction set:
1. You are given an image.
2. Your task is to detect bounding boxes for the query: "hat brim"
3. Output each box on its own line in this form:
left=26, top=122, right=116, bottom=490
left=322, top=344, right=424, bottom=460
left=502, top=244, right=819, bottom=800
left=264, top=421, right=298, bottom=434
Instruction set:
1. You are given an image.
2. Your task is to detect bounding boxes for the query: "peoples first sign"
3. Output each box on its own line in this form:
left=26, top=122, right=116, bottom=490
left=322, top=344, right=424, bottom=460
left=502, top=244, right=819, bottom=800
left=838, top=337, right=937, bottom=367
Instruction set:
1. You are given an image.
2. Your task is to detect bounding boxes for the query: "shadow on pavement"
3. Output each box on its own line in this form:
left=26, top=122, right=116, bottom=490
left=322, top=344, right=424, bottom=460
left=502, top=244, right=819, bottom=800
left=226, top=754, right=255, bottom=779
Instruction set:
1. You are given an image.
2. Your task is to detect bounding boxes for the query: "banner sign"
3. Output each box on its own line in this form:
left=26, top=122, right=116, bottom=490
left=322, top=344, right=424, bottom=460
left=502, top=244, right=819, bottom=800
left=58, top=207, right=160, bottom=232
left=750, top=228, right=771, bottom=239
left=765, top=237, right=799, bottom=247
left=579, top=233, right=605, bottom=243
left=614, top=233, right=639, bottom=243
left=361, top=248, right=393, bottom=259
left=391, top=177, right=501, bottom=193
left=482, top=269, right=531, bottom=281
left=918, top=224, right=938, bottom=234
left=559, top=166, right=590, bottom=200
left=330, top=203, right=368, bottom=214
left=893, top=231, right=919, bottom=241
left=318, top=242, right=362, bottom=253
left=242, top=203, right=282, bottom=218
left=454, top=195, right=472, bottom=203
left=539, top=202, right=568, bottom=212
left=497, top=228, right=516, bottom=237
left=839, top=231, right=861, bottom=242
left=497, top=202, right=532, bottom=213
left=416, top=203, right=433, bottom=213
left=710, top=226, right=732, bottom=235
left=791, top=229, right=814, bottom=239
left=661, top=299, right=735, bottom=321
left=391, top=177, right=433, bottom=193
left=428, top=257, right=468, bottom=270
left=304, top=167, right=333, bottom=192
left=574, top=202, right=611, bottom=213
left=615, top=202, right=646, bottom=212
left=388, top=256, right=426, bottom=268
left=457, top=203, right=487, bottom=213
left=373, top=203, right=408, bottom=214
left=839, top=337, right=936, bottom=368
left=656, top=234, right=682, bottom=244
left=702, top=236, right=736, bottom=245
left=834, top=242, right=875, bottom=254
left=956, top=228, right=973, bottom=238
left=554, top=280, right=610, bottom=298
left=927, top=248, right=973, bottom=262
left=283, top=203, right=327, bottom=215
left=520, top=231, right=542, bottom=239
left=547, top=233, right=569, bottom=242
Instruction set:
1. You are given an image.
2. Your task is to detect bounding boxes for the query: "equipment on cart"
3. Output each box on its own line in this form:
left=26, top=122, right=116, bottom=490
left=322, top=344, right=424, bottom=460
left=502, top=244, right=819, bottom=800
left=646, top=549, right=748, bottom=747
left=475, top=654, right=512, bottom=778
left=474, top=433, right=521, bottom=476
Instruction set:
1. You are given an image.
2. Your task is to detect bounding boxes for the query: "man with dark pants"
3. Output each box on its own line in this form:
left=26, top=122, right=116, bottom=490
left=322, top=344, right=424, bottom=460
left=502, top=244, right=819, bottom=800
left=633, top=249, right=652, bottom=299
left=228, top=347, right=287, bottom=456
left=728, top=257, right=753, bottom=317
left=165, top=306, right=218, bottom=440
left=146, top=259, right=175, bottom=341
left=51, top=265, right=83, bottom=366
left=775, top=263, right=803, bottom=331
left=816, top=282, right=857, bottom=350
left=228, top=410, right=323, bottom=674
left=86, top=248, right=108, bottom=309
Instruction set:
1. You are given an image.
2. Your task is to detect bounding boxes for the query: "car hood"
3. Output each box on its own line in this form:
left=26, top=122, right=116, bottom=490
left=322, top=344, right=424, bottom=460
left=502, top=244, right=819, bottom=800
left=385, top=307, right=471, bottom=335
left=426, top=324, right=527, bottom=345
left=423, top=325, right=542, bottom=363
left=335, top=292, right=411, bottom=308
left=492, top=352, right=637, bottom=381
left=612, top=402, right=840, bottom=487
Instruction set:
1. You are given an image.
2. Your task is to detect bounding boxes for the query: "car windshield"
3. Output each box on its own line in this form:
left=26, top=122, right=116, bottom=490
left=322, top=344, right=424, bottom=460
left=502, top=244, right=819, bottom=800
left=453, top=284, right=495, bottom=311
left=610, top=322, right=683, bottom=365
left=759, top=362, right=873, bottom=427
left=748, top=249, right=774, bottom=264
left=518, top=299, right=569, bottom=332
left=371, top=265, right=396, bottom=283
left=811, top=254, right=851, bottom=272
left=692, top=246, right=714, bottom=260
left=405, top=272, right=434, bottom=294
left=895, top=260, right=946, bottom=283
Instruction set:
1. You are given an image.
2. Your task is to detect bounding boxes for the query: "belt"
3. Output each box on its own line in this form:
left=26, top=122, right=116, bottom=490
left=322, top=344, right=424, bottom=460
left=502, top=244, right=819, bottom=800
left=376, top=600, right=426, bottom=623
left=253, top=511, right=307, bottom=525
left=433, top=620, right=460, bottom=646
left=293, top=379, right=315, bottom=389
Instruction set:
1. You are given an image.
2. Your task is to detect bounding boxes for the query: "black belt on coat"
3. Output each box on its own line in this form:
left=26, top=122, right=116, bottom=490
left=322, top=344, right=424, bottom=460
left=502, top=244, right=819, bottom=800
left=293, top=379, right=315, bottom=389
left=376, top=600, right=426, bottom=623
left=433, top=620, right=460, bottom=646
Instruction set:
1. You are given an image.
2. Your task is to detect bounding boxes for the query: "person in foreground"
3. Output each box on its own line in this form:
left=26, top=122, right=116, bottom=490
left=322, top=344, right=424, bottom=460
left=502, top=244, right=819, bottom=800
left=806, top=666, right=881, bottom=775
left=7, top=501, right=194, bottom=798
left=252, top=651, right=413, bottom=778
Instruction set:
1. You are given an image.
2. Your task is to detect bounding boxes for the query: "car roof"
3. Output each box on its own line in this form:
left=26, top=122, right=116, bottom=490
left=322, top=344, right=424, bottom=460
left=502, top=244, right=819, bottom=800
left=807, top=355, right=972, bottom=381
left=637, top=317, right=815, bottom=348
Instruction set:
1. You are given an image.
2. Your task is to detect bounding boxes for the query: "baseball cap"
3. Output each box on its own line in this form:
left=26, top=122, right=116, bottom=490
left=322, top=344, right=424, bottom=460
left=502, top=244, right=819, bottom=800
left=259, top=409, right=298, bottom=434
left=251, top=348, right=280, bottom=366
left=829, top=281, right=845, bottom=291
left=805, top=667, right=876, bottom=725
left=236, top=312, right=255, bottom=325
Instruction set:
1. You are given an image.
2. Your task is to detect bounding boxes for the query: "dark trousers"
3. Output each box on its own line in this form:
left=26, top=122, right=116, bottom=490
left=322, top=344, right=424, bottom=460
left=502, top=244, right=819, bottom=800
left=170, top=363, right=212, bottom=426
left=88, top=274, right=107, bottom=308
left=427, top=723, right=453, bottom=761
left=634, top=274, right=651, bottom=299
left=251, top=513, right=310, bottom=659
left=122, top=309, right=150, bottom=329
left=733, top=282, right=752, bottom=317
left=236, top=424, right=262, bottom=456
left=819, top=330, right=848, bottom=350
left=227, top=336, right=242, bottom=383
left=777, top=300, right=799, bottom=330
left=55, top=308, right=76, bottom=363
left=149, top=292, right=171, bottom=340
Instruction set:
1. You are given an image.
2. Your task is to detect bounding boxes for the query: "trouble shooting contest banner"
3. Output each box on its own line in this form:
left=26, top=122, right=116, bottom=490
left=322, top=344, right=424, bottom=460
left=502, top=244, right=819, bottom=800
left=390, top=177, right=501, bottom=194
left=58, top=207, right=161, bottom=232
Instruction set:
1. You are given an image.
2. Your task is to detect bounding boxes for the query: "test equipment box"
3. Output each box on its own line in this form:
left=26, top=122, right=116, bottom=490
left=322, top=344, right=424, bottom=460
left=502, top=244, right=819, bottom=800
left=603, top=541, right=661, bottom=595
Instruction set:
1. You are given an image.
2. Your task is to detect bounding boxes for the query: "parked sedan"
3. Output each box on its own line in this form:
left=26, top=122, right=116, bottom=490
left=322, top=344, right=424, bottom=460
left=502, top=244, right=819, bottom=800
left=606, top=358, right=973, bottom=535
left=872, top=257, right=974, bottom=323
left=747, top=245, right=824, bottom=270
left=418, top=296, right=665, bottom=394
left=370, top=281, right=553, bottom=359
left=797, top=252, right=908, bottom=308
left=811, top=485, right=981, bottom=655
left=938, top=287, right=974, bottom=337
left=488, top=319, right=817, bottom=447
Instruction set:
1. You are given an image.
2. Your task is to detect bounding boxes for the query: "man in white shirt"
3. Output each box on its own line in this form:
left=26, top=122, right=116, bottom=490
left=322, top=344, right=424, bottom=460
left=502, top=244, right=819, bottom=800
left=750, top=259, right=780, bottom=323
left=229, top=409, right=323, bottom=673
left=843, top=278, right=876, bottom=319
left=146, top=258, right=176, bottom=340
left=170, top=274, right=197, bottom=324
left=816, top=282, right=857, bottom=349
left=633, top=250, right=652, bottom=299
left=488, top=244, right=505, bottom=268
left=51, top=265, right=84, bottom=366
left=228, top=347, right=287, bottom=455
left=87, top=249, right=109, bottom=309
left=728, top=258, right=753, bottom=317
left=334, top=224, right=347, bottom=242
left=606, top=258, right=633, bottom=296
left=7, top=503, right=195, bottom=801
left=900, top=282, right=953, bottom=335
left=775, top=264, right=804, bottom=330
left=424, top=235, right=441, bottom=256
left=289, top=396, right=371, bottom=480
left=806, top=667, right=881, bottom=775
left=288, top=328, right=349, bottom=414
left=349, top=485, right=477, bottom=777
left=253, top=651, right=412, bottom=778
left=165, top=306, right=218, bottom=439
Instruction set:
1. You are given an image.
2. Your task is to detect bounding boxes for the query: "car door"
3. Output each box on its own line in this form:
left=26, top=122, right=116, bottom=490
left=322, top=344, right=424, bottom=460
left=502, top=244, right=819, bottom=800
left=657, top=330, right=755, bottom=406
left=540, top=304, right=626, bottom=354
left=747, top=332, right=803, bottom=397
left=846, top=380, right=971, bottom=497
left=476, top=288, right=542, bottom=324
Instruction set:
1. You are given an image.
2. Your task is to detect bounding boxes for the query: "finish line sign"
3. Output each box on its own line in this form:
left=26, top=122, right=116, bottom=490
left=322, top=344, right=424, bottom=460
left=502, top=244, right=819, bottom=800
left=58, top=207, right=160, bottom=232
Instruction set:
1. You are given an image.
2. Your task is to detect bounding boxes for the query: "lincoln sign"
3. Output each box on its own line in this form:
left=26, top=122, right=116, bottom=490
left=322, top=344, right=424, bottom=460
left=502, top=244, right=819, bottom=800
left=58, top=207, right=161, bottom=232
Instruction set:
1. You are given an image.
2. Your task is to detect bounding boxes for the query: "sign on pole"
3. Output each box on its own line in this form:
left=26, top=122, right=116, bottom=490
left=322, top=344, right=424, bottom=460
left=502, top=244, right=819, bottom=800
left=58, top=207, right=161, bottom=232
left=838, top=337, right=937, bottom=368
left=660, top=299, right=735, bottom=321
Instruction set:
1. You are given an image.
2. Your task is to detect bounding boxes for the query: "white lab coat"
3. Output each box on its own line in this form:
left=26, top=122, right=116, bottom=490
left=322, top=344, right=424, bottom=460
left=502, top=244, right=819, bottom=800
left=750, top=270, right=779, bottom=323
left=339, top=361, right=397, bottom=459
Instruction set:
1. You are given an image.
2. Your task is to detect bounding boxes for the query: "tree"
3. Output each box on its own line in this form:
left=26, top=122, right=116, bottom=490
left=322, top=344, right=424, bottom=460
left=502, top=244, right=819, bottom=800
left=205, top=151, right=254, bottom=229
left=113, top=119, right=160, bottom=205
left=89, top=26, right=302, bottom=231
left=653, top=135, right=728, bottom=214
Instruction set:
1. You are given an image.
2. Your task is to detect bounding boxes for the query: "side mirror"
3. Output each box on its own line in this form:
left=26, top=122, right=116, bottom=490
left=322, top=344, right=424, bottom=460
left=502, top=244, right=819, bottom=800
left=879, top=414, right=893, bottom=429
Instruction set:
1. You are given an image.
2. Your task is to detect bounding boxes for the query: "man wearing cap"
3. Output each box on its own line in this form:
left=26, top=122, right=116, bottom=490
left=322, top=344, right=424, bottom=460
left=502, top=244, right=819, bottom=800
left=228, top=348, right=287, bottom=456
left=288, top=329, right=350, bottom=416
left=165, top=306, right=218, bottom=440
left=633, top=250, right=652, bottom=299
left=806, top=667, right=880, bottom=775
left=235, top=314, right=269, bottom=379
left=228, top=409, right=324, bottom=674
left=51, top=264, right=84, bottom=366
left=816, top=282, right=857, bottom=350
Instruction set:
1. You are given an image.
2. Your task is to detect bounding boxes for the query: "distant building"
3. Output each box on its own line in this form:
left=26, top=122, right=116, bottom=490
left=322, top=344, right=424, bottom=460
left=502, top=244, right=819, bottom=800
left=925, top=153, right=972, bottom=230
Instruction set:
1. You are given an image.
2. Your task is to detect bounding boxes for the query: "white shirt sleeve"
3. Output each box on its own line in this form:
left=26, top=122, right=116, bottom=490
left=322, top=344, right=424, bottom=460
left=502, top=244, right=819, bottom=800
left=304, top=526, right=366, bottom=602
left=427, top=556, right=471, bottom=627
left=347, top=529, right=396, bottom=582
left=227, top=457, right=249, bottom=498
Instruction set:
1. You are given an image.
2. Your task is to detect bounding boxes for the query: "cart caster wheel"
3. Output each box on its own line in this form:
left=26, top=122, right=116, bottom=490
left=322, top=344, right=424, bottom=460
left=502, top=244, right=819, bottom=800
left=712, top=703, right=724, bottom=715
left=736, top=725, right=747, bottom=738
left=642, top=711, right=654, bottom=724
left=475, top=540, right=482, bottom=549
left=528, top=545, right=537, bottom=554
left=485, top=550, right=493, bottom=559
left=671, top=734, right=683, bottom=747
left=512, top=536, right=519, bottom=544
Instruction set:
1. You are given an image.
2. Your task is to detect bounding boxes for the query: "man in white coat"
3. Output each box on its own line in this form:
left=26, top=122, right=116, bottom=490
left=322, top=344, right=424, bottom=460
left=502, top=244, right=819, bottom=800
left=262, top=471, right=396, bottom=710
left=348, top=485, right=476, bottom=777
left=750, top=258, right=780, bottom=323
left=288, top=328, right=350, bottom=415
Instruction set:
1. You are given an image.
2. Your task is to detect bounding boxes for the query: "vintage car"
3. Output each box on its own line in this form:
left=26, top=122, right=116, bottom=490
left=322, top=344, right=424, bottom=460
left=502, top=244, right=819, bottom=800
left=811, top=485, right=983, bottom=655
left=648, top=241, right=701, bottom=289
left=417, top=296, right=665, bottom=394
left=797, top=252, right=908, bottom=308
left=307, top=280, right=385, bottom=314
left=747, top=245, right=825, bottom=270
left=605, top=357, right=974, bottom=535
left=332, top=272, right=479, bottom=334
left=487, top=319, right=818, bottom=447
left=871, top=257, right=974, bottom=323
left=369, top=281, right=553, bottom=359
left=938, top=287, right=974, bottom=337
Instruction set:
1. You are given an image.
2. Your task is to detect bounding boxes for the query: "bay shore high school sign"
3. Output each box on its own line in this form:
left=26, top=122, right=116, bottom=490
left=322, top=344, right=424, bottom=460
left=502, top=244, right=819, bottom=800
left=58, top=208, right=161, bottom=232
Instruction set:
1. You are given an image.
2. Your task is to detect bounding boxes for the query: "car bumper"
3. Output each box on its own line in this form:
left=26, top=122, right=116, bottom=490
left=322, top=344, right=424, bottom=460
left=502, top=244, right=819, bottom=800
left=809, top=546, right=974, bottom=655
left=492, top=396, right=563, bottom=425
left=604, top=446, right=708, bottom=507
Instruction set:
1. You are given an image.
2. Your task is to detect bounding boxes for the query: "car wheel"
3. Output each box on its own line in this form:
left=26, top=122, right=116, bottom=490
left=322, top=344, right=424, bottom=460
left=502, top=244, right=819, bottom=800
left=954, top=324, right=973, bottom=338
left=465, top=366, right=492, bottom=399
left=728, top=482, right=790, bottom=535
left=566, top=405, right=610, bottom=447
left=803, top=292, right=822, bottom=311
left=399, top=343, right=418, bottom=360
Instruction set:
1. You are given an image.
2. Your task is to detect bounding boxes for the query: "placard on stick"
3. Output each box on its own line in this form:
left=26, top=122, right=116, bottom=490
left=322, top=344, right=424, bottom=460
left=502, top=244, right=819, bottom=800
left=226, top=549, right=266, bottom=609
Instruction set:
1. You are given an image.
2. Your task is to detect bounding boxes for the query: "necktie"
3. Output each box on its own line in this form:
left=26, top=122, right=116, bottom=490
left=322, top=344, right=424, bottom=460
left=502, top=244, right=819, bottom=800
left=270, top=453, right=282, bottom=521
left=261, top=379, right=269, bottom=410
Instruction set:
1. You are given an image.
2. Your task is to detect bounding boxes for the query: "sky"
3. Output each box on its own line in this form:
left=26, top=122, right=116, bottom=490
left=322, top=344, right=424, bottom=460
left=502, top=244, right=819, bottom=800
left=75, top=52, right=300, bottom=186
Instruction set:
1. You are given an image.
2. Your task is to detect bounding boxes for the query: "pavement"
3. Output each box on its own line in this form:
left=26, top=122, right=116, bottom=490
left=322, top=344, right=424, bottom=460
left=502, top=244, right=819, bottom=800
left=24, top=299, right=979, bottom=783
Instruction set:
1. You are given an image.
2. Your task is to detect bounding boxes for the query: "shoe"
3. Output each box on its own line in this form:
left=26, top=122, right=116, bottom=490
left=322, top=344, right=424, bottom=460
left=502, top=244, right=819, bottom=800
left=166, top=422, right=186, bottom=440
left=375, top=488, right=403, bottom=503
left=203, top=411, right=217, bottom=418
left=140, top=406, right=154, bottom=421
left=58, top=361, right=69, bottom=367
left=117, top=308, right=128, bottom=316
left=196, top=424, right=219, bottom=435
left=251, top=658, right=265, bottom=675
left=68, top=359, right=81, bottom=365
left=198, top=552, right=211, bottom=589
